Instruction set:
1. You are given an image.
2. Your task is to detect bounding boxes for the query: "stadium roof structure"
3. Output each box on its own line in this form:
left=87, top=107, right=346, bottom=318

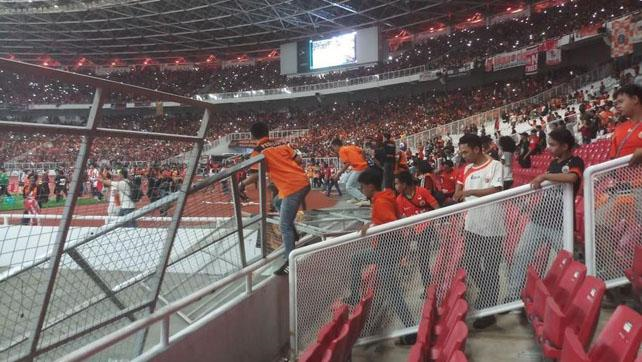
left=0, top=0, right=510, bottom=63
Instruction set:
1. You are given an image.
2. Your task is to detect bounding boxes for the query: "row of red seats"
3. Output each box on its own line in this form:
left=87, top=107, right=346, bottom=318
left=408, top=269, right=469, bottom=362
left=523, top=249, right=642, bottom=362
left=561, top=305, right=642, bottom=362
left=299, top=266, right=377, bottom=362
left=512, top=139, right=610, bottom=187
left=522, top=250, right=603, bottom=359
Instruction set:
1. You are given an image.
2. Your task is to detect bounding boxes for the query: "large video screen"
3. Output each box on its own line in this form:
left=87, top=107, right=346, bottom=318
left=310, top=32, right=356, bottom=70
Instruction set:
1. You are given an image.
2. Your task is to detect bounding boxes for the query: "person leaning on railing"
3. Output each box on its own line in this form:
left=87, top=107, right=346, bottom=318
left=505, top=128, right=584, bottom=306
left=342, top=164, right=418, bottom=345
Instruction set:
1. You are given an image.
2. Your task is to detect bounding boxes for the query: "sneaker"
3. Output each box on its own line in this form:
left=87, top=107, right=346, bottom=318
left=274, top=262, right=289, bottom=276
left=355, top=200, right=371, bottom=207
left=473, top=315, right=497, bottom=329
left=346, top=199, right=359, bottom=204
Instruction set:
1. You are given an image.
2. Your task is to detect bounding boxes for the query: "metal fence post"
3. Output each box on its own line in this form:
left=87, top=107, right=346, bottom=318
left=231, top=173, right=248, bottom=267
left=133, top=107, right=212, bottom=356
left=562, top=183, right=575, bottom=252
left=583, top=166, right=597, bottom=276
left=258, top=158, right=269, bottom=258
left=26, top=88, right=105, bottom=360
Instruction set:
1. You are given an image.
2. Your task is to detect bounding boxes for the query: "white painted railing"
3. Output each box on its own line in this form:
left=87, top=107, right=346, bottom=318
left=288, top=181, right=575, bottom=356
left=583, top=154, right=640, bottom=288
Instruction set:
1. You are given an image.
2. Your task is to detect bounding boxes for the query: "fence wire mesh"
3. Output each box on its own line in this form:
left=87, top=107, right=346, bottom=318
left=0, top=62, right=270, bottom=361
left=291, top=184, right=572, bottom=355
left=588, top=163, right=642, bottom=285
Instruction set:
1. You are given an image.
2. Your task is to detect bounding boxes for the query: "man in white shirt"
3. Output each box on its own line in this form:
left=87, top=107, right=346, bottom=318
left=453, top=133, right=505, bottom=330
left=101, top=169, right=136, bottom=227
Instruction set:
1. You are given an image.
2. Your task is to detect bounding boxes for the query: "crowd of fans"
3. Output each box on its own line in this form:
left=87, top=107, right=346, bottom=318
left=0, top=0, right=639, bottom=181
left=0, top=0, right=635, bottom=108
left=0, top=67, right=581, bottom=165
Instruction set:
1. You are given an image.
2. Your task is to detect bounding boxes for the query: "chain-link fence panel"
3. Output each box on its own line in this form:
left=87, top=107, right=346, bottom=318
left=290, top=183, right=574, bottom=355
left=585, top=159, right=642, bottom=287
left=0, top=133, right=85, bottom=362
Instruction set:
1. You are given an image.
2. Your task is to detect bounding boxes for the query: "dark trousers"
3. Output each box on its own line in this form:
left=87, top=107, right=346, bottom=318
left=460, top=231, right=503, bottom=310
left=325, top=179, right=342, bottom=196
left=416, top=227, right=438, bottom=288
left=118, top=208, right=137, bottom=227
left=347, top=247, right=415, bottom=328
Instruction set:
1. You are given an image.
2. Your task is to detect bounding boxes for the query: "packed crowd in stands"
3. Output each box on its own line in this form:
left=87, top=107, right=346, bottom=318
left=0, top=67, right=582, bottom=165
left=0, top=0, right=635, bottom=108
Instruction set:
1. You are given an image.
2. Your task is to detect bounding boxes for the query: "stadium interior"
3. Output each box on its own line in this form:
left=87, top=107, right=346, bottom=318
left=0, top=0, right=642, bottom=361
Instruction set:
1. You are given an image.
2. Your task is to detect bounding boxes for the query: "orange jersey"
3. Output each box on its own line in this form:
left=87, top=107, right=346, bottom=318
left=371, top=189, right=398, bottom=226
left=253, top=137, right=309, bottom=198
left=609, top=120, right=642, bottom=159
left=370, top=188, right=398, bottom=248
left=339, top=145, right=368, bottom=172
left=395, top=151, right=409, bottom=173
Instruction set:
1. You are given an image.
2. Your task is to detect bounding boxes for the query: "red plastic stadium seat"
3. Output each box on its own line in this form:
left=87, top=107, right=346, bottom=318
left=433, top=299, right=469, bottom=353
left=529, top=261, right=586, bottom=324
left=317, top=304, right=349, bottom=346
left=299, top=342, right=325, bottom=362
left=346, top=292, right=374, bottom=347
left=437, top=281, right=467, bottom=319
left=407, top=342, right=428, bottom=362
left=321, top=324, right=350, bottom=362
left=523, top=250, right=573, bottom=312
left=432, top=321, right=469, bottom=362
left=624, top=245, right=642, bottom=300
left=449, top=350, right=468, bottom=362
left=453, top=269, right=467, bottom=284
left=539, top=276, right=606, bottom=359
left=422, top=285, right=437, bottom=321
left=560, top=305, right=642, bottom=362
left=417, top=285, right=437, bottom=347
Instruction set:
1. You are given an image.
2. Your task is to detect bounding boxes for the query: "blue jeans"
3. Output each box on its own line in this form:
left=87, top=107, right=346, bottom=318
left=325, top=179, right=342, bottom=196
left=346, top=170, right=366, bottom=201
left=280, top=185, right=310, bottom=260
left=507, top=222, right=563, bottom=298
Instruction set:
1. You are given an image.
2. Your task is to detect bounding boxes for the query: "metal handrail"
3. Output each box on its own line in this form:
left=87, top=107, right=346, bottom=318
left=583, top=154, right=634, bottom=280
left=57, top=234, right=316, bottom=362
left=199, top=64, right=429, bottom=100
left=398, top=64, right=613, bottom=149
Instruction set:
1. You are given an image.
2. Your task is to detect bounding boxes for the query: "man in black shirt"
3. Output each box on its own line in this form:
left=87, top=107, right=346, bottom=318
left=506, top=128, right=584, bottom=299
left=54, top=169, right=68, bottom=202
left=518, top=132, right=532, bottom=168
left=536, top=125, right=547, bottom=151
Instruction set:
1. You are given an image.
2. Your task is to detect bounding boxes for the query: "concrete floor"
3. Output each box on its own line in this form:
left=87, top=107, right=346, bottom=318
left=351, top=307, right=617, bottom=362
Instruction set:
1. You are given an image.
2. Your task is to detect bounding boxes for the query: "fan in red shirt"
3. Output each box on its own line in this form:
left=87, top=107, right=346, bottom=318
left=437, top=160, right=458, bottom=199
left=343, top=166, right=417, bottom=345
left=394, top=171, right=439, bottom=293
left=612, top=84, right=642, bottom=166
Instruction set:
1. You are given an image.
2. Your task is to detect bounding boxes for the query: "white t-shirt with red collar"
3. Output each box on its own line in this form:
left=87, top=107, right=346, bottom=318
left=457, top=158, right=505, bottom=237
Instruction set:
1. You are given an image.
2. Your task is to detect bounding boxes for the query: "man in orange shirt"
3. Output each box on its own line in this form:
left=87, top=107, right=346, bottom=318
left=331, top=139, right=370, bottom=206
left=611, top=84, right=642, bottom=166
left=343, top=166, right=417, bottom=345
left=240, top=122, right=310, bottom=275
